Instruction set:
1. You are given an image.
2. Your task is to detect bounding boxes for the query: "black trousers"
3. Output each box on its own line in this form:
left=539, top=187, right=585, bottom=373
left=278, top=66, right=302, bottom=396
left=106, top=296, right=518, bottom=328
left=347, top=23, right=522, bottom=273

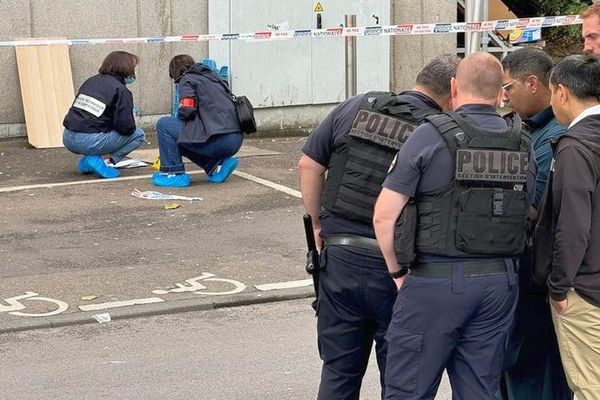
left=316, top=245, right=397, bottom=400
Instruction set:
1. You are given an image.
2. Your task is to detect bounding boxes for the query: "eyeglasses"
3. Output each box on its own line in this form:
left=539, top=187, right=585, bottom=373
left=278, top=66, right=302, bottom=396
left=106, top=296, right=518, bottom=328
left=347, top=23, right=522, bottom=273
left=502, top=77, right=524, bottom=91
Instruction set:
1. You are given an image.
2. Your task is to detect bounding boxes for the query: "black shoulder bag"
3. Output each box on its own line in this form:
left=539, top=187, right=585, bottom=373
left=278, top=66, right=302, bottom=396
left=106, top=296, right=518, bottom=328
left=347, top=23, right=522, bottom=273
left=208, top=71, right=257, bottom=135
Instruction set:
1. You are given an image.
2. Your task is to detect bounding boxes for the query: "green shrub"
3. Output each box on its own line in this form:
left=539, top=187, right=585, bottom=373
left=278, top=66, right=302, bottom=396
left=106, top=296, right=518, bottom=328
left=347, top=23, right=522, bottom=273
left=501, top=0, right=590, bottom=57
left=501, top=0, right=589, bottom=17
left=543, top=1, right=588, bottom=57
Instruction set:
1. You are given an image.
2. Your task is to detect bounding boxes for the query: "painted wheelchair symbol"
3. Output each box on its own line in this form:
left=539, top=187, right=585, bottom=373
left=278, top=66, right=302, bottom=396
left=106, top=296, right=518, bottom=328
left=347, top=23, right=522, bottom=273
left=0, top=292, right=69, bottom=317
left=152, top=273, right=246, bottom=296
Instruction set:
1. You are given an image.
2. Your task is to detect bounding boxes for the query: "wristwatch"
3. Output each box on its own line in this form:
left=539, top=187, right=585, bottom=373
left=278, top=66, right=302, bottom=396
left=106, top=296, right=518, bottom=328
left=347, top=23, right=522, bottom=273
left=389, top=266, right=410, bottom=279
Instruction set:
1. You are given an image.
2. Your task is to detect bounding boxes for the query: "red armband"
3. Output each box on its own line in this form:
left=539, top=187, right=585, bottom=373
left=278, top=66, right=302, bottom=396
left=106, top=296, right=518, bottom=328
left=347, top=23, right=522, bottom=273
left=179, top=98, right=196, bottom=108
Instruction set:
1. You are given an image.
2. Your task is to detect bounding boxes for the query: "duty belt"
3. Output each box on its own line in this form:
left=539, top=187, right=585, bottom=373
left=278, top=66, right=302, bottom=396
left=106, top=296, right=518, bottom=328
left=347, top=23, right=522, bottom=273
left=411, top=260, right=508, bottom=278
left=323, top=234, right=382, bottom=253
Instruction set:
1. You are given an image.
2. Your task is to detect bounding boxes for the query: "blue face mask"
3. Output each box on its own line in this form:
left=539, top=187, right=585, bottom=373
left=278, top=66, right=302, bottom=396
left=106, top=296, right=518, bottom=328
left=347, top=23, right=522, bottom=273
left=124, top=75, right=136, bottom=85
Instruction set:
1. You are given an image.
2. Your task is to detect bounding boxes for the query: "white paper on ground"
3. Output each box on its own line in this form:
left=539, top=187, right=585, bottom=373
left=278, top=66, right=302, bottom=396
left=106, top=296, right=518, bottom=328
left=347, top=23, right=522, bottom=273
left=91, top=313, right=111, bottom=323
left=130, top=188, right=203, bottom=201
left=105, top=158, right=148, bottom=169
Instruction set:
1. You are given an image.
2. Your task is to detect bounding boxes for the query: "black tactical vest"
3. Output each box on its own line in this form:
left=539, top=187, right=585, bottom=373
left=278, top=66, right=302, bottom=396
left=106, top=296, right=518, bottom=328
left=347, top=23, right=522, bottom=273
left=322, top=92, right=436, bottom=224
left=416, top=112, right=531, bottom=257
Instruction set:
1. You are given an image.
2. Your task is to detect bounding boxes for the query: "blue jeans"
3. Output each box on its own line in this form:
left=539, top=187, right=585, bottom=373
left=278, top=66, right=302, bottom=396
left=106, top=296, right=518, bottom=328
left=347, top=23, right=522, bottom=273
left=63, top=128, right=146, bottom=163
left=156, top=116, right=243, bottom=174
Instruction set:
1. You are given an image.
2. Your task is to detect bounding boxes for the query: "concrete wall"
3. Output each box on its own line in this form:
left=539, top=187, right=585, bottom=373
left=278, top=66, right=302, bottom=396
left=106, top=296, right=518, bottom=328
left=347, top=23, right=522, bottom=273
left=0, top=0, right=457, bottom=139
left=0, top=0, right=209, bottom=138
left=391, top=0, right=457, bottom=92
left=0, top=0, right=31, bottom=131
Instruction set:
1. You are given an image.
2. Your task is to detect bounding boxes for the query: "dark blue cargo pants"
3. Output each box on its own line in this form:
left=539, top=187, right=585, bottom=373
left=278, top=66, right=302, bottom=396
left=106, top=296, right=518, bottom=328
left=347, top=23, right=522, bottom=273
left=317, top=245, right=397, bottom=400
left=384, top=262, right=518, bottom=400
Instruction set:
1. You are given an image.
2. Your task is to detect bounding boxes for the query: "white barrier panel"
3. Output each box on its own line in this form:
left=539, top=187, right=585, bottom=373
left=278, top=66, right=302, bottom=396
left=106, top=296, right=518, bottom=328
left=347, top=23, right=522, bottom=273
left=0, top=15, right=582, bottom=47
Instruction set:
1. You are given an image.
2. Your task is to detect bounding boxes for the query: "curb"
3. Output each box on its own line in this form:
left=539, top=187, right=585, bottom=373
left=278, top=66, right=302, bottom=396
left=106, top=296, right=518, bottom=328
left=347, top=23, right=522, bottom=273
left=0, top=287, right=315, bottom=334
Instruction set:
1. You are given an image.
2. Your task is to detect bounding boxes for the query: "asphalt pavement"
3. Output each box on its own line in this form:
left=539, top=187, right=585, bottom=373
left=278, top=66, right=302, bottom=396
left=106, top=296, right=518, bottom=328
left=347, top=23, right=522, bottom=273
left=0, top=133, right=314, bottom=333
left=0, top=298, right=453, bottom=400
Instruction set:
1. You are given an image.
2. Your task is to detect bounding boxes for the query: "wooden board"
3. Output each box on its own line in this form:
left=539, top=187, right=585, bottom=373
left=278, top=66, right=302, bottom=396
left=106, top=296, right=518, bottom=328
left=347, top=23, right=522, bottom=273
left=15, top=40, right=74, bottom=148
left=489, top=0, right=518, bottom=37
left=489, top=0, right=517, bottom=21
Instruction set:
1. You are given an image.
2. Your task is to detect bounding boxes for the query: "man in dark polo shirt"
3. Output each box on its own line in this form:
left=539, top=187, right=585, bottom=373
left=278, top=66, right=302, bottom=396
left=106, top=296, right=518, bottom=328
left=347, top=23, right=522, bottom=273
left=500, top=47, right=571, bottom=400
left=374, top=52, right=532, bottom=399
left=298, top=54, right=460, bottom=400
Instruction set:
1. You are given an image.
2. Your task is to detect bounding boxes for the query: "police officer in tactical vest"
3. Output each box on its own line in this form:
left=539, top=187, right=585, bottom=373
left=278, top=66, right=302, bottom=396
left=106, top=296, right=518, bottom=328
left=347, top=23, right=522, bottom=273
left=298, top=54, right=460, bottom=400
left=374, top=52, right=532, bottom=399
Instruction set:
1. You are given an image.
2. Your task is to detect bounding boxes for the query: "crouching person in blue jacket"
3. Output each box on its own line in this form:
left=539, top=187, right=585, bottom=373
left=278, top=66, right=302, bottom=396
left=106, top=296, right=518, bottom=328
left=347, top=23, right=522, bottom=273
left=63, top=51, right=145, bottom=179
left=153, top=54, right=243, bottom=187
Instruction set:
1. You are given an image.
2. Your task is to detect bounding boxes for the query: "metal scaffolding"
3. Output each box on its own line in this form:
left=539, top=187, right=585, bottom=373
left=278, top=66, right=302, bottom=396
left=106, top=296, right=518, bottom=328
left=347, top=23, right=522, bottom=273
left=459, top=0, right=515, bottom=58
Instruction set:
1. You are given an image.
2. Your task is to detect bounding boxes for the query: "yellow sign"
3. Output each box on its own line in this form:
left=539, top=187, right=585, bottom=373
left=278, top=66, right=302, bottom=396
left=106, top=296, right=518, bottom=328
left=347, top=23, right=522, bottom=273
left=314, top=2, right=324, bottom=12
left=508, top=29, right=523, bottom=43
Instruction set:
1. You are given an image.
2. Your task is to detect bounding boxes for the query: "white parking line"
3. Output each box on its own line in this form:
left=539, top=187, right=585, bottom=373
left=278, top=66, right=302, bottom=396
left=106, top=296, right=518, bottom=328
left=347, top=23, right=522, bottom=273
left=0, top=172, right=199, bottom=193
left=3, top=276, right=314, bottom=319
left=78, top=297, right=164, bottom=312
left=233, top=170, right=302, bottom=198
left=255, top=279, right=313, bottom=291
left=0, top=170, right=302, bottom=198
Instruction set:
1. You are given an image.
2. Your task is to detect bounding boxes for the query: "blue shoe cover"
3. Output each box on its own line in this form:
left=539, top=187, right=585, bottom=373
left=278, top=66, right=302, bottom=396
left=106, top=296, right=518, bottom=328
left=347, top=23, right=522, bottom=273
left=152, top=172, right=191, bottom=187
left=77, top=156, right=93, bottom=174
left=83, top=155, right=120, bottom=179
left=208, top=157, right=239, bottom=183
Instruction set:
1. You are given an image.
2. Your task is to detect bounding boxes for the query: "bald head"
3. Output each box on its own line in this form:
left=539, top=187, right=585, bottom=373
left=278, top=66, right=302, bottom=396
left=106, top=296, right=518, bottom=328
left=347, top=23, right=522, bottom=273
left=455, top=52, right=503, bottom=102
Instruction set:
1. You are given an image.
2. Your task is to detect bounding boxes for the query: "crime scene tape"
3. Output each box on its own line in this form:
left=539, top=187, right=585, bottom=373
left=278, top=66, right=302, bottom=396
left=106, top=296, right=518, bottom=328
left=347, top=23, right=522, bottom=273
left=0, top=15, right=581, bottom=47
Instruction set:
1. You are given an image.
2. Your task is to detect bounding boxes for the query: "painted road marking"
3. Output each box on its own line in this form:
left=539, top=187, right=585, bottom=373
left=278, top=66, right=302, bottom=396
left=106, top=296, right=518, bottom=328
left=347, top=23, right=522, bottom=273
left=9, top=296, right=69, bottom=317
left=255, top=279, right=313, bottom=291
left=153, top=273, right=246, bottom=296
left=0, top=170, right=302, bottom=199
left=0, top=171, right=159, bottom=193
left=232, top=170, right=302, bottom=198
left=0, top=292, right=69, bottom=317
left=2, top=277, right=312, bottom=318
left=78, top=297, right=164, bottom=312
left=0, top=173, right=191, bottom=193
left=0, top=292, right=41, bottom=313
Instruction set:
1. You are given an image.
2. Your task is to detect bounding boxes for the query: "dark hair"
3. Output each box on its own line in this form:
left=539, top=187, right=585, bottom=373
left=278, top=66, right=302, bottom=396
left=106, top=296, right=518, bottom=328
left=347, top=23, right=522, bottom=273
left=501, top=47, right=553, bottom=87
left=169, top=54, right=195, bottom=81
left=98, top=51, right=139, bottom=77
left=416, top=53, right=461, bottom=96
left=550, top=54, right=600, bottom=100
